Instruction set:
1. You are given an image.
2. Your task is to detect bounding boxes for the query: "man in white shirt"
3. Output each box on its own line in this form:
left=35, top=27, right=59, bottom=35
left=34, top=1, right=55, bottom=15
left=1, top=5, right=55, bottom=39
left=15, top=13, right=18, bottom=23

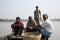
left=40, top=14, right=54, bottom=40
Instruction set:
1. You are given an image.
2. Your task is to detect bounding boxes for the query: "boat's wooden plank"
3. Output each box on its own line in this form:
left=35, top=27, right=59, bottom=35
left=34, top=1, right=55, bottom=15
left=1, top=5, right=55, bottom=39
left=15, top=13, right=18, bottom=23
left=10, top=37, right=23, bottom=40
left=7, top=35, right=23, bottom=40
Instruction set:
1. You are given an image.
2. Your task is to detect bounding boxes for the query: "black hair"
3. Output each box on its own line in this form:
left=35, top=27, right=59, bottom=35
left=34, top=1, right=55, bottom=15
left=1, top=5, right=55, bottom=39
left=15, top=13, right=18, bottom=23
left=16, top=17, right=20, bottom=20
left=43, top=14, right=48, bottom=18
left=36, top=6, right=38, bottom=8
left=29, top=16, right=32, bottom=20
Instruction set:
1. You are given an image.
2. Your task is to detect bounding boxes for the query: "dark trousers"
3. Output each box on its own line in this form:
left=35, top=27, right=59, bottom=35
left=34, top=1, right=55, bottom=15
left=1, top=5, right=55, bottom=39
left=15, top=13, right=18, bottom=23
left=26, top=27, right=41, bottom=32
left=12, top=27, right=23, bottom=36
left=26, top=27, right=35, bottom=32
left=41, top=34, right=49, bottom=40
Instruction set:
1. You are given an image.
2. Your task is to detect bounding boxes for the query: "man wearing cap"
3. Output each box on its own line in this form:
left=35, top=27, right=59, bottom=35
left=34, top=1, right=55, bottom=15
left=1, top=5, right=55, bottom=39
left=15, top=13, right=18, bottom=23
left=34, top=6, right=41, bottom=25
left=40, top=14, right=54, bottom=40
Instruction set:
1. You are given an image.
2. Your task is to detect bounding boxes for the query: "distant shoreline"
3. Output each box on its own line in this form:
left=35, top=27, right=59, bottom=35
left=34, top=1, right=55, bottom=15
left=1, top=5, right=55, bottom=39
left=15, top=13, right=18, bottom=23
left=0, top=19, right=60, bottom=22
left=0, top=19, right=27, bottom=22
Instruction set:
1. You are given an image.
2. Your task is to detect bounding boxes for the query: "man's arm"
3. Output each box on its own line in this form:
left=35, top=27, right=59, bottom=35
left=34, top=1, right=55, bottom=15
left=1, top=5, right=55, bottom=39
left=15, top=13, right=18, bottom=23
left=19, top=21, right=24, bottom=29
left=39, top=10, right=41, bottom=20
left=41, top=22, right=48, bottom=28
left=26, top=22, right=29, bottom=28
left=39, top=10, right=41, bottom=16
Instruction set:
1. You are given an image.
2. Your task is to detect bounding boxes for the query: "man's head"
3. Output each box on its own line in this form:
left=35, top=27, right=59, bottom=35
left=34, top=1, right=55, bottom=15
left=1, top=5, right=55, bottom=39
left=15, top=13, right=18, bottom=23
left=36, top=6, right=38, bottom=10
left=43, top=14, right=48, bottom=21
left=16, top=17, right=20, bottom=22
left=28, top=16, right=32, bottom=21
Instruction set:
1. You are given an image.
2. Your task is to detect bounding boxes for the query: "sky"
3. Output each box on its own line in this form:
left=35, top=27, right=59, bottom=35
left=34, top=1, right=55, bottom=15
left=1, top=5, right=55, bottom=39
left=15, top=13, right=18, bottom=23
left=0, top=0, right=60, bottom=19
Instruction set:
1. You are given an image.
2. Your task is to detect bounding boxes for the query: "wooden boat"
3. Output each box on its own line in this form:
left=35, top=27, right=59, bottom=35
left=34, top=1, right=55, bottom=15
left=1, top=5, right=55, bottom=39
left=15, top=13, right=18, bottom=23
left=22, top=32, right=42, bottom=40
left=7, top=32, right=42, bottom=40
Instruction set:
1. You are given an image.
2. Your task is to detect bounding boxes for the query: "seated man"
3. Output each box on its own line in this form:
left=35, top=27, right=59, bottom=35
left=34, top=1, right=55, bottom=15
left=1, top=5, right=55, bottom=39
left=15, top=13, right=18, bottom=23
left=11, top=17, right=24, bottom=36
left=40, top=14, right=54, bottom=40
left=26, top=16, right=36, bottom=32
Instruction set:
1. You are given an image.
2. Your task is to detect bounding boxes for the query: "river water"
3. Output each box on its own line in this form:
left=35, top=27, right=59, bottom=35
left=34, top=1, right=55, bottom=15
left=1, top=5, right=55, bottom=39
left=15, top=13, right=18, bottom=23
left=0, top=21, right=60, bottom=40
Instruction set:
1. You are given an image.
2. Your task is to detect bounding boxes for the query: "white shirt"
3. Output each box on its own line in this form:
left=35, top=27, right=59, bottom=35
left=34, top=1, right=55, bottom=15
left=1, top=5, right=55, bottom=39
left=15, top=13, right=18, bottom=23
left=41, top=19, right=54, bottom=33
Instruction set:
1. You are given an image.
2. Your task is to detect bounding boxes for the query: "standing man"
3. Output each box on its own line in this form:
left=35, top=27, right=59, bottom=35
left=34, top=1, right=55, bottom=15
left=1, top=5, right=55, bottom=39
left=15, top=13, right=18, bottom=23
left=34, top=6, right=41, bottom=25
left=41, top=14, right=54, bottom=40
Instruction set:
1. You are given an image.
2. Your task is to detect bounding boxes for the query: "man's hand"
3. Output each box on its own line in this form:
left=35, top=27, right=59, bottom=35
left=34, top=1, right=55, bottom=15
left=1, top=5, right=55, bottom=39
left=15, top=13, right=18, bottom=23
left=29, top=27, right=33, bottom=30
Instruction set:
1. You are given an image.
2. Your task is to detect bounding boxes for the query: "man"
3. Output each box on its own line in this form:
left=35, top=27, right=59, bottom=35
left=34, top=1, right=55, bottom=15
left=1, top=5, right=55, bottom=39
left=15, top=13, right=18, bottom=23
left=11, top=17, right=24, bottom=36
left=34, top=6, right=41, bottom=25
left=26, top=16, right=36, bottom=32
left=40, top=14, right=54, bottom=40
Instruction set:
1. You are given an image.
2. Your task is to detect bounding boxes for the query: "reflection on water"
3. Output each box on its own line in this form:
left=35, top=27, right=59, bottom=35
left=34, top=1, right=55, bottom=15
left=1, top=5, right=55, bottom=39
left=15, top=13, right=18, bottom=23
left=0, top=21, right=60, bottom=40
